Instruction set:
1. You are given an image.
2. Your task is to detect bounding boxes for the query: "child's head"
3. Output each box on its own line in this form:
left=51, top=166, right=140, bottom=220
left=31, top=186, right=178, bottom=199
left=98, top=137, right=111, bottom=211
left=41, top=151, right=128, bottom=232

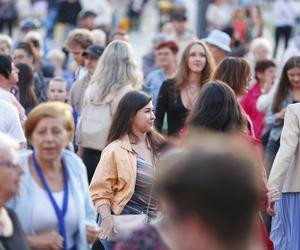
left=47, top=77, right=68, bottom=102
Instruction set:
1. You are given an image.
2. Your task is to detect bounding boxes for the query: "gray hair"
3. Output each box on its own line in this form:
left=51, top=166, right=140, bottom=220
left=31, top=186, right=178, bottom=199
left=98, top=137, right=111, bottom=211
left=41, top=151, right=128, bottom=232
left=88, top=40, right=142, bottom=102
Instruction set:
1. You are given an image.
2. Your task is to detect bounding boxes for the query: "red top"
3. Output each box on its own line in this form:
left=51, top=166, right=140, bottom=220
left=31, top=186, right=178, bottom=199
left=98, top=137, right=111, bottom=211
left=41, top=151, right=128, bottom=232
left=241, top=82, right=266, bottom=139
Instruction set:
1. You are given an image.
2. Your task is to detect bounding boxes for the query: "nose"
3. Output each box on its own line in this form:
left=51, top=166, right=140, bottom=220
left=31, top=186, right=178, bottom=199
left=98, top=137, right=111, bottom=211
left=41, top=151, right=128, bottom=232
left=45, top=131, right=55, bottom=141
left=151, top=111, right=156, bottom=120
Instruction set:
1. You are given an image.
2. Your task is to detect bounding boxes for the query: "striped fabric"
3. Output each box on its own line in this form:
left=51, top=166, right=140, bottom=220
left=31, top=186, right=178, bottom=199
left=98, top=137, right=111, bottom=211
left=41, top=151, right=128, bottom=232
left=122, top=154, right=158, bottom=219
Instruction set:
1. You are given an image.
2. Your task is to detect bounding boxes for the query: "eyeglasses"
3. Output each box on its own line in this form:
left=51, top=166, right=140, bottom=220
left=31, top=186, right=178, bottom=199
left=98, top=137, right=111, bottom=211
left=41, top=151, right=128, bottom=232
left=0, top=160, right=21, bottom=169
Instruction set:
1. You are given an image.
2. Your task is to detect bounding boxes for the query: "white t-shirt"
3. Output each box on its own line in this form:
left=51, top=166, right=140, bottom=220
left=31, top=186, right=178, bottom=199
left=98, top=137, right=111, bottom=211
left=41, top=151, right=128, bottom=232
left=0, top=100, right=26, bottom=143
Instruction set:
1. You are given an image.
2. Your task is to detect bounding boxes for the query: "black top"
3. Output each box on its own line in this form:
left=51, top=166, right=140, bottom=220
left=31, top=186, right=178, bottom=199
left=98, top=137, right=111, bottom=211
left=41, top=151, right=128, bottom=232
left=0, top=208, right=30, bottom=250
left=155, top=79, right=189, bottom=136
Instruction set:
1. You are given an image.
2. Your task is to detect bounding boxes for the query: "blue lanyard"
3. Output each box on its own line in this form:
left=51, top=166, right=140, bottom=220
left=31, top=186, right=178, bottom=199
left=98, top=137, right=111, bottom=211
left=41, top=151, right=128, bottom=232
left=32, top=152, right=69, bottom=250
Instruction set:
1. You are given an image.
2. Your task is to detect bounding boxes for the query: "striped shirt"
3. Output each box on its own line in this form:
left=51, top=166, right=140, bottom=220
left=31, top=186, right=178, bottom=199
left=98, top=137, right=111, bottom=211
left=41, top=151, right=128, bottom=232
left=122, top=154, right=158, bottom=219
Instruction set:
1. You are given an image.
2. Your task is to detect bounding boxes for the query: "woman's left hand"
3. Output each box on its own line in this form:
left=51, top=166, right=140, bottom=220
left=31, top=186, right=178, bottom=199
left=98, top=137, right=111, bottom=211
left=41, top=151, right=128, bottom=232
left=86, top=223, right=100, bottom=244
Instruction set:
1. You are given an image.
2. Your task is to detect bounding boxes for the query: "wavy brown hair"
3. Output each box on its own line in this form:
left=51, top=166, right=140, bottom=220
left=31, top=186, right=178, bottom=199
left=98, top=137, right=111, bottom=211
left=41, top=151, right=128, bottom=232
left=272, top=56, right=300, bottom=112
left=174, top=40, right=215, bottom=92
left=213, top=57, right=251, bottom=96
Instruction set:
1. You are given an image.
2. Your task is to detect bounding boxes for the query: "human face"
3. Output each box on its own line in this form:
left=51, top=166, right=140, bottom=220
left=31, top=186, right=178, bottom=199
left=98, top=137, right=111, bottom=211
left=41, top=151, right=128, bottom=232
left=253, top=46, right=269, bottom=62
left=187, top=44, right=207, bottom=74
left=47, top=80, right=68, bottom=102
left=172, top=20, right=186, bottom=35
left=0, top=42, right=11, bottom=56
left=84, top=55, right=98, bottom=73
left=257, top=67, right=276, bottom=85
left=69, top=45, right=85, bottom=65
left=30, top=117, right=70, bottom=162
left=8, top=63, right=19, bottom=85
left=132, top=101, right=156, bottom=134
left=0, top=149, right=23, bottom=202
left=155, top=47, right=176, bottom=68
left=288, top=66, right=300, bottom=89
left=13, top=48, right=33, bottom=66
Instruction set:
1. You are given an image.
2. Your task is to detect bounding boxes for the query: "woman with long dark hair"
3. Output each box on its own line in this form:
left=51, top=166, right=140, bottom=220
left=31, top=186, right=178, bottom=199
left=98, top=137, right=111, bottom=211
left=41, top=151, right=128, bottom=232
left=155, top=40, right=215, bottom=137
left=187, top=80, right=274, bottom=250
left=265, top=56, right=300, bottom=168
left=15, top=63, right=38, bottom=115
left=90, top=91, right=163, bottom=250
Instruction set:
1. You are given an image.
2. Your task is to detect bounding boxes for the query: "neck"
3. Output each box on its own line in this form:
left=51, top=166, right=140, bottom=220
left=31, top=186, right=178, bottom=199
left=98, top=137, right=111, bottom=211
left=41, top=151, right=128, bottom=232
left=163, top=63, right=177, bottom=77
left=129, top=129, right=147, bottom=144
left=34, top=154, right=62, bottom=175
left=188, top=72, right=201, bottom=85
left=0, top=81, right=10, bottom=91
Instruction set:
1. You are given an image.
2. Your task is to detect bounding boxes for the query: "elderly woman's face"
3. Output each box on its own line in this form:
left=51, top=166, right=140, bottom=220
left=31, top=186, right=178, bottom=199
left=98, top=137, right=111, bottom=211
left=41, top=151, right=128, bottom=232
left=0, top=149, right=23, bottom=202
left=30, top=116, right=70, bottom=162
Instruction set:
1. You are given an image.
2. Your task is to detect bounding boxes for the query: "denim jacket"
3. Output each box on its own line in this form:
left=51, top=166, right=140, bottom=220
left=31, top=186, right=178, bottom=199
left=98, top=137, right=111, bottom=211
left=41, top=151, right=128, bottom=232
left=7, top=149, right=96, bottom=249
left=265, top=91, right=294, bottom=142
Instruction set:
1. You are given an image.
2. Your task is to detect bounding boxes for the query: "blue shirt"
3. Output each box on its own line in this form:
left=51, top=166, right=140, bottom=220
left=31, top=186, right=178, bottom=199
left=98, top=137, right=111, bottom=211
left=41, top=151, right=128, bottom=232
left=143, top=69, right=167, bottom=108
left=7, top=149, right=96, bottom=250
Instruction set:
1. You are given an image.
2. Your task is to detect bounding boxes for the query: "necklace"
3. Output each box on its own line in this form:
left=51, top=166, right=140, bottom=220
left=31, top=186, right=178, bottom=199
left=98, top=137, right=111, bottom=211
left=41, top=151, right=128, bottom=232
left=184, top=84, right=200, bottom=109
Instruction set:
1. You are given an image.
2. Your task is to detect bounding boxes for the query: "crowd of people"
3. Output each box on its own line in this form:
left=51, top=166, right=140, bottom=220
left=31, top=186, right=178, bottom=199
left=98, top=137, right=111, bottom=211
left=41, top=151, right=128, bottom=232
left=1, top=0, right=300, bottom=250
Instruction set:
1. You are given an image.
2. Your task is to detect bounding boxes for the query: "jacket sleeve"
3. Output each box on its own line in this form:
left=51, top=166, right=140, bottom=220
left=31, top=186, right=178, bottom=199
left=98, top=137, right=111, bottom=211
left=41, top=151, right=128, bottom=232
left=155, top=80, right=169, bottom=132
left=89, top=146, right=117, bottom=211
left=268, top=105, right=299, bottom=192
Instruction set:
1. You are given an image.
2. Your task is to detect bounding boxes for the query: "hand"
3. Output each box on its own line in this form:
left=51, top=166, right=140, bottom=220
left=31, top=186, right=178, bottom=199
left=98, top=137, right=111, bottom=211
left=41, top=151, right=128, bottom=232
left=27, top=231, right=63, bottom=250
left=275, top=108, right=286, bottom=120
left=266, top=188, right=280, bottom=217
left=86, top=223, right=100, bottom=244
left=98, top=216, right=117, bottom=240
left=267, top=202, right=276, bottom=217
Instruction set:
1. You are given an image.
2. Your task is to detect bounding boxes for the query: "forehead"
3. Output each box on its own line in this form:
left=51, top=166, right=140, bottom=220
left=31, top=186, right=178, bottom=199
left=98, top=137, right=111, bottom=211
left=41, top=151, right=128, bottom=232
left=189, top=44, right=205, bottom=53
left=70, top=46, right=84, bottom=53
left=287, top=66, right=300, bottom=73
left=35, top=116, right=66, bottom=128
left=49, top=80, right=67, bottom=89
left=14, top=48, right=28, bottom=55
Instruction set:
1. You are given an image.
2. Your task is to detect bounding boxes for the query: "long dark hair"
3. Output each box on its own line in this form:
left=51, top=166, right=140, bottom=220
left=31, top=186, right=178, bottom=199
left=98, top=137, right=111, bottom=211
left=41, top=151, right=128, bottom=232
left=272, top=56, right=300, bottom=112
left=107, top=91, right=163, bottom=156
left=16, top=63, right=38, bottom=112
left=188, top=80, right=246, bottom=132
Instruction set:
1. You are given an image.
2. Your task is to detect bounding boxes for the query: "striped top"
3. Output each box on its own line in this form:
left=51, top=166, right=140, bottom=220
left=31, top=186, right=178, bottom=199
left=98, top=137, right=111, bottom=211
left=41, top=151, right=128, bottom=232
left=122, top=153, right=158, bottom=219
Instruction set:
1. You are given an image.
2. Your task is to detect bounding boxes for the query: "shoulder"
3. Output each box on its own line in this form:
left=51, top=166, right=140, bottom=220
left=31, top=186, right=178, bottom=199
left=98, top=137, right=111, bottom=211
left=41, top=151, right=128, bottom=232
left=287, top=103, right=300, bottom=115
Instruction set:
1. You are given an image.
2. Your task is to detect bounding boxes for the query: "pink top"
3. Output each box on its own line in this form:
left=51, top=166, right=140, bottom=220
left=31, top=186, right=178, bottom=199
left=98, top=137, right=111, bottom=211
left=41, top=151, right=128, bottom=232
left=240, top=83, right=265, bottom=139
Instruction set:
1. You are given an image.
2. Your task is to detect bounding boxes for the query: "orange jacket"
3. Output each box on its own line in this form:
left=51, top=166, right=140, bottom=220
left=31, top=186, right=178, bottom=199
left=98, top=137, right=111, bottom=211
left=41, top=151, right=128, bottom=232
left=89, top=135, right=137, bottom=215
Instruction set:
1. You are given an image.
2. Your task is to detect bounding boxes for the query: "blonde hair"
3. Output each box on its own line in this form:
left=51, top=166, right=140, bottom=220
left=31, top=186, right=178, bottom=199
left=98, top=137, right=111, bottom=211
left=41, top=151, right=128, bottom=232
left=91, top=29, right=107, bottom=46
left=0, top=34, right=12, bottom=50
left=25, top=102, right=74, bottom=140
left=87, top=40, right=142, bottom=102
left=47, top=49, right=66, bottom=63
left=64, top=28, right=94, bottom=50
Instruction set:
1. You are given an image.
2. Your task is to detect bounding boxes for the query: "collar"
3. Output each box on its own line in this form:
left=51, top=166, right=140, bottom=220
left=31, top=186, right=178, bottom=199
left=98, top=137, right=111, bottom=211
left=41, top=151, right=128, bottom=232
left=120, top=134, right=151, bottom=153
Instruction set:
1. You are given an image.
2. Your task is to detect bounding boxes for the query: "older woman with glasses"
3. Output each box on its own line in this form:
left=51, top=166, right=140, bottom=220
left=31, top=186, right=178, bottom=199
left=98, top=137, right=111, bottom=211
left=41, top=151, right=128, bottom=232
left=0, top=132, right=30, bottom=250
left=7, top=102, right=98, bottom=250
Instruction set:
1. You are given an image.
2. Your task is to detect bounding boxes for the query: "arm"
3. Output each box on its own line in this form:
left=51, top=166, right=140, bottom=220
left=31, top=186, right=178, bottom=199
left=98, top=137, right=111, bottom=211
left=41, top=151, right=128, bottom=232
left=89, top=146, right=118, bottom=240
left=155, top=80, right=169, bottom=132
left=268, top=105, right=300, bottom=193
